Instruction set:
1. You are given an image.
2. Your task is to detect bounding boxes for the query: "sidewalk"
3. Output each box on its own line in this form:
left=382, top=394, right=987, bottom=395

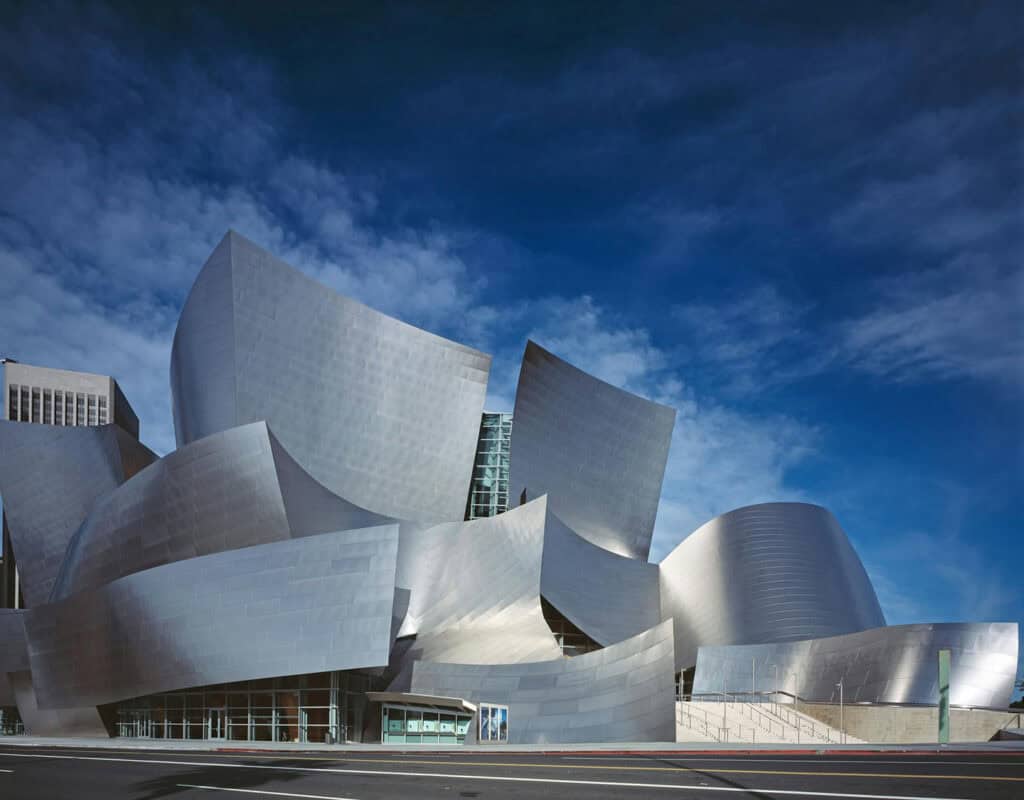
left=2, top=735, right=1023, bottom=755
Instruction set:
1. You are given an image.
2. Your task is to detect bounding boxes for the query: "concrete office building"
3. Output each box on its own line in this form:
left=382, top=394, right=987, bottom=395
left=3, top=359, right=140, bottom=437
left=0, top=231, right=1016, bottom=744
left=0, top=360, right=151, bottom=613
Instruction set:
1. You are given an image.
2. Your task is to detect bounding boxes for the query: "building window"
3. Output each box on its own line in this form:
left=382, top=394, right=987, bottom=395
left=478, top=703, right=509, bottom=743
left=98, top=396, right=108, bottom=425
left=7, top=385, right=17, bottom=421
left=541, top=597, right=602, bottom=657
left=20, top=388, right=29, bottom=422
left=31, top=388, right=41, bottom=423
left=87, top=394, right=97, bottom=426
left=76, top=393, right=85, bottom=425
left=465, top=412, right=513, bottom=521
left=43, top=389, right=53, bottom=424
left=65, top=393, right=74, bottom=425
left=54, top=391, right=64, bottom=425
left=116, top=671, right=369, bottom=743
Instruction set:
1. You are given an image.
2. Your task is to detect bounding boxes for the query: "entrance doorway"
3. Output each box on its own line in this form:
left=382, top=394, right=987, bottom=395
left=208, top=708, right=226, bottom=740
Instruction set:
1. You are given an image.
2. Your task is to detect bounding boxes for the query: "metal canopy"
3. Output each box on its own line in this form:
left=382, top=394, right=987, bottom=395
left=366, top=691, right=477, bottom=714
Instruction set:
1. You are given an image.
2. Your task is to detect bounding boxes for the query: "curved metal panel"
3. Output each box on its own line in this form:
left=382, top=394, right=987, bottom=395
left=540, top=510, right=661, bottom=647
left=0, top=609, right=29, bottom=675
left=113, top=424, right=158, bottom=480
left=170, top=232, right=236, bottom=447
left=9, top=670, right=109, bottom=737
left=25, top=525, right=400, bottom=710
left=170, top=231, right=491, bottom=522
left=52, top=422, right=394, bottom=601
left=509, top=340, right=675, bottom=559
left=266, top=426, right=392, bottom=538
left=51, top=422, right=291, bottom=600
left=660, top=503, right=886, bottom=671
left=0, top=421, right=126, bottom=606
left=692, top=622, right=1019, bottom=708
left=393, top=497, right=561, bottom=674
left=409, top=619, right=677, bottom=744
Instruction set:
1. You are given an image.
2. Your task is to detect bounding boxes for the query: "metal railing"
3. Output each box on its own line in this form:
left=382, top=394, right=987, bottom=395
left=682, top=692, right=843, bottom=744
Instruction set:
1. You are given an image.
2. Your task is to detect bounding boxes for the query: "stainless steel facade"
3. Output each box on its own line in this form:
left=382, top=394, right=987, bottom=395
left=509, top=340, right=675, bottom=559
left=409, top=620, right=677, bottom=744
left=692, top=622, right=1019, bottom=708
left=0, top=421, right=153, bottom=606
left=660, top=502, right=887, bottom=671
left=540, top=510, right=661, bottom=648
left=1, top=231, right=1017, bottom=744
left=392, top=497, right=561, bottom=673
left=170, top=231, right=490, bottom=523
left=25, top=525, right=400, bottom=710
left=50, top=422, right=389, bottom=601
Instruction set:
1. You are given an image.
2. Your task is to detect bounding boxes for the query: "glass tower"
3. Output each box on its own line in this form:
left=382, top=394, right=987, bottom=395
left=465, top=412, right=512, bottom=520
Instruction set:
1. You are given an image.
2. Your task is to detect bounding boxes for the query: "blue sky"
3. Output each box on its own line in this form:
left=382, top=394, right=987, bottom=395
left=1, top=3, right=1021, bottom=692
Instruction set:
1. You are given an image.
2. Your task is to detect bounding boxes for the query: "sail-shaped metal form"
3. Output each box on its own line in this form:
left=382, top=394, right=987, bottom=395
left=509, top=340, right=675, bottom=559
left=170, top=231, right=490, bottom=523
left=0, top=421, right=155, bottom=606
left=692, top=622, right=1019, bottom=708
left=409, top=620, right=676, bottom=744
left=660, top=502, right=886, bottom=671
left=50, top=422, right=389, bottom=601
left=25, top=525, right=400, bottom=710
left=3, top=231, right=1016, bottom=745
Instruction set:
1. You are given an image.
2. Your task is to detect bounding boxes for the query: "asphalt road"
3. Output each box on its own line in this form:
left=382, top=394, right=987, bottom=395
left=1, top=745, right=1023, bottom=800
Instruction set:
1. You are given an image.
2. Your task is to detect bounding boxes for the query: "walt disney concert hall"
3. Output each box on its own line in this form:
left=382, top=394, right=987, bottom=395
left=0, top=232, right=1017, bottom=744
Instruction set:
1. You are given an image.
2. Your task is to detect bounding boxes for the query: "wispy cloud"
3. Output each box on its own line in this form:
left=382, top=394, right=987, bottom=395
left=0, top=5, right=489, bottom=454
left=481, top=294, right=820, bottom=560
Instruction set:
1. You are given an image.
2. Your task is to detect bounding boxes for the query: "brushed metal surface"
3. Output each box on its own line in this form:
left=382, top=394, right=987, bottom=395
left=692, top=622, right=1019, bottom=708
left=170, top=231, right=490, bottom=523
left=8, top=670, right=108, bottom=737
left=0, top=609, right=28, bottom=674
left=660, top=502, right=886, bottom=671
left=540, top=509, right=661, bottom=647
left=509, top=340, right=675, bottom=559
left=392, top=497, right=561, bottom=675
left=409, top=620, right=677, bottom=744
left=51, top=422, right=391, bottom=600
left=26, top=525, right=400, bottom=710
left=0, top=422, right=135, bottom=606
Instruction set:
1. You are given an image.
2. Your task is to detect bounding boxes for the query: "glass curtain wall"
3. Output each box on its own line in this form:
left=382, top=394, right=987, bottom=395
left=115, top=670, right=372, bottom=743
left=541, top=596, right=602, bottom=657
left=0, top=707, right=24, bottom=735
left=381, top=703, right=472, bottom=744
left=465, top=412, right=512, bottom=520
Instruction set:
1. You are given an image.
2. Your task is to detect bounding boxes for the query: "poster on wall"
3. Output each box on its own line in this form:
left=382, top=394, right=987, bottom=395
left=478, top=703, right=509, bottom=743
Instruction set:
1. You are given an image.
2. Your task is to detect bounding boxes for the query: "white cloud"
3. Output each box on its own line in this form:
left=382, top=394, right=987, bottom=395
left=836, top=260, right=1024, bottom=386
left=0, top=7, right=488, bottom=454
left=477, top=294, right=820, bottom=561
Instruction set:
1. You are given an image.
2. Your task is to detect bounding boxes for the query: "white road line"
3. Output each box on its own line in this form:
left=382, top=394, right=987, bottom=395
left=0, top=768, right=12, bottom=773
left=180, top=784, right=359, bottom=800
left=562, top=756, right=1024, bottom=766
left=0, top=751, right=977, bottom=800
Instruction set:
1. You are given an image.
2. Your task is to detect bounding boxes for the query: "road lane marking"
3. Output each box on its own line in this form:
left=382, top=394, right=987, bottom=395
left=9, top=744, right=1023, bottom=767
left=0, top=750, right=1020, bottom=786
left=562, top=756, right=1024, bottom=767
left=180, top=785, right=359, bottom=800
left=173, top=778, right=977, bottom=800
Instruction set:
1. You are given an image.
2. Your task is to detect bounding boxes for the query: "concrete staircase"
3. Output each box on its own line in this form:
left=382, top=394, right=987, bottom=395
left=676, top=700, right=861, bottom=745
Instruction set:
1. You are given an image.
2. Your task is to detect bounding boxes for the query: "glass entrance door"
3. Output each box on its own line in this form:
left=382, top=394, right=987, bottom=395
left=208, top=708, right=227, bottom=740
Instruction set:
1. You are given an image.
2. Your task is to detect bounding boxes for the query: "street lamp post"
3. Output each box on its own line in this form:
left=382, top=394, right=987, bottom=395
left=836, top=680, right=844, bottom=744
